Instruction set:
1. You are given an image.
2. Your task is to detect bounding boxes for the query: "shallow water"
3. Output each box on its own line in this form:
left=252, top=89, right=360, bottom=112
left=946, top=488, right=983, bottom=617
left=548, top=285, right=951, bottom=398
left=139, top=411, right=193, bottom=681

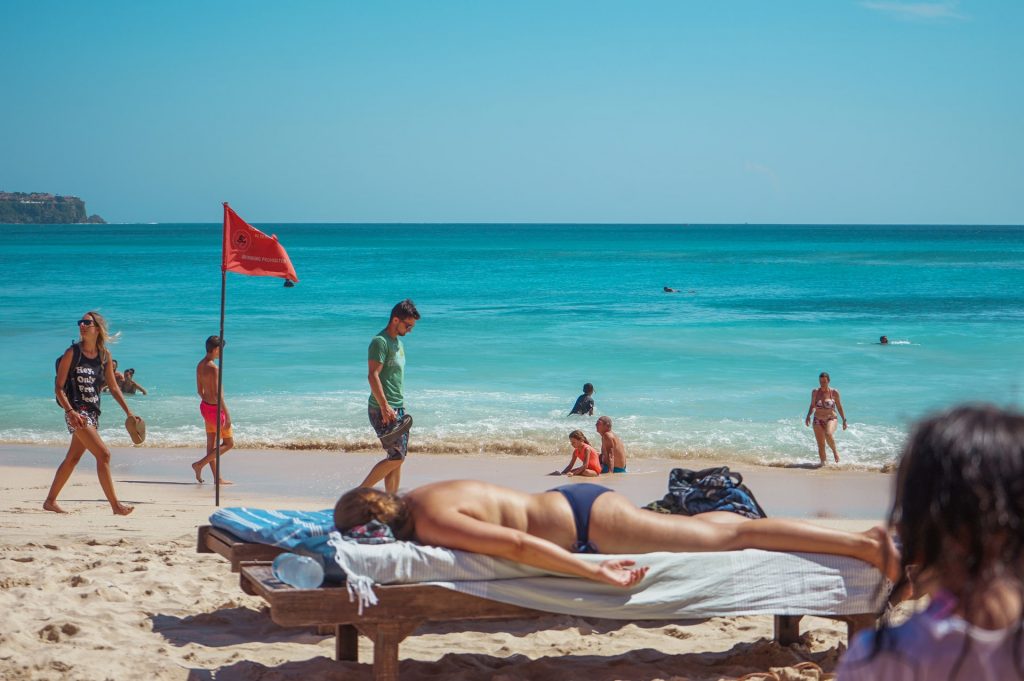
left=2, top=223, right=1022, bottom=469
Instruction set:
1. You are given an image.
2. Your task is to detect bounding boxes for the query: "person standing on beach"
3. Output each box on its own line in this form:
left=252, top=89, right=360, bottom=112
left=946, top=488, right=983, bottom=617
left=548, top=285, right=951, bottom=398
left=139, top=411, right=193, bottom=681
left=360, top=299, right=420, bottom=493
left=596, top=415, right=628, bottom=473
left=192, top=336, right=233, bottom=485
left=569, top=383, right=595, bottom=416
left=44, top=311, right=138, bottom=515
left=805, top=371, right=847, bottom=465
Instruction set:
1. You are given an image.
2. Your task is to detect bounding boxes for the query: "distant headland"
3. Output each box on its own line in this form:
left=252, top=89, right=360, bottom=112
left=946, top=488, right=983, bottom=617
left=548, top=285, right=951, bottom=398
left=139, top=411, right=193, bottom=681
left=0, top=192, right=105, bottom=224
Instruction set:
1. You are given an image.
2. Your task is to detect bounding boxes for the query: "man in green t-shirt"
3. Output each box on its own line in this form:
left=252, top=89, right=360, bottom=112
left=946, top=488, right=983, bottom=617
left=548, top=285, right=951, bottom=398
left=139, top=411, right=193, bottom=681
left=360, top=299, right=420, bottom=493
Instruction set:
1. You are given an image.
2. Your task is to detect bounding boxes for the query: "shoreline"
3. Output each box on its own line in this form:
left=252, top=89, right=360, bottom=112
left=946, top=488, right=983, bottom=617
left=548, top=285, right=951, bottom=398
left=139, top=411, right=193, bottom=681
left=0, top=419, right=903, bottom=472
left=1, top=442, right=893, bottom=521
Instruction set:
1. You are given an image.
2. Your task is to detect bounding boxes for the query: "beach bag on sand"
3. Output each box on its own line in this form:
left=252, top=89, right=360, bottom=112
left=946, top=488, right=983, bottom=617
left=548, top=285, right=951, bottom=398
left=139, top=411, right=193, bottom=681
left=644, top=466, right=768, bottom=520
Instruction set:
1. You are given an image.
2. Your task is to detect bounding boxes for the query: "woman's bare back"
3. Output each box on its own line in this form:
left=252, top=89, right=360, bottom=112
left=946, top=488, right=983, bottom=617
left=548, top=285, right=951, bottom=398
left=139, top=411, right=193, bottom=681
left=406, top=480, right=578, bottom=550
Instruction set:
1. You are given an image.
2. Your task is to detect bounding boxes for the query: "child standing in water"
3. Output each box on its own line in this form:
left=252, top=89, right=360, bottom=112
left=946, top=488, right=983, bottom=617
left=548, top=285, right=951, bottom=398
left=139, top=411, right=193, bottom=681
left=838, top=404, right=1024, bottom=680
left=554, top=429, right=601, bottom=477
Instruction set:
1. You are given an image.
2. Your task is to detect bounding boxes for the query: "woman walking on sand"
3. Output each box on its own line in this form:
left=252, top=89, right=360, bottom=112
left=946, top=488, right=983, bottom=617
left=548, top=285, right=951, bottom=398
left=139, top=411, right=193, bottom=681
left=44, top=311, right=138, bottom=515
left=805, top=371, right=847, bottom=465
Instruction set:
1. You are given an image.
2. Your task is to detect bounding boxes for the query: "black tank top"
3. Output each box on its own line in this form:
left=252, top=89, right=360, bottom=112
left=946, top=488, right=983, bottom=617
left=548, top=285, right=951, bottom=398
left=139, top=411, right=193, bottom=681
left=68, top=349, right=106, bottom=414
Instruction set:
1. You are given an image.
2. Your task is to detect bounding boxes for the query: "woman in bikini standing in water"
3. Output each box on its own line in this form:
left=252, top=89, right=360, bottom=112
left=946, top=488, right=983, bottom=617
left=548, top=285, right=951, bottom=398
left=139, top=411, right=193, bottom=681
left=335, top=480, right=898, bottom=588
left=805, top=371, right=847, bottom=465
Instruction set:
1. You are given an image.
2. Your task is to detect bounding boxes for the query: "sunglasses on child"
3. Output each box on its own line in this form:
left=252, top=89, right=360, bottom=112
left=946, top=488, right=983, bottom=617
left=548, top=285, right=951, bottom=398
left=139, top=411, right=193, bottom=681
left=77, top=318, right=96, bottom=327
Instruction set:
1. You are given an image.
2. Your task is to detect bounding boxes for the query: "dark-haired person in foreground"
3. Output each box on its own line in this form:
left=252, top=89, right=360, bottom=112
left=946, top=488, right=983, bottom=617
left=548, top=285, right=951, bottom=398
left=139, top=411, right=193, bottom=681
left=192, top=335, right=233, bottom=484
left=360, top=299, right=420, bottom=493
left=335, top=480, right=899, bottom=588
left=837, top=404, right=1024, bottom=680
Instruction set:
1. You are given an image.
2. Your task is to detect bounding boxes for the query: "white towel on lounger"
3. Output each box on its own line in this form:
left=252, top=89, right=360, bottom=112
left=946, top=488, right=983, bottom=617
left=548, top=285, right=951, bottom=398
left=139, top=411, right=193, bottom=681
left=325, top=532, right=889, bottom=619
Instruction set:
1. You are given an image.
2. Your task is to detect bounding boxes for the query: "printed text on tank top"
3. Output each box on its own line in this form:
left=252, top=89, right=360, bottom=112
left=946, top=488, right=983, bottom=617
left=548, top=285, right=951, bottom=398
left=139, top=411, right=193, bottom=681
left=70, top=348, right=105, bottom=414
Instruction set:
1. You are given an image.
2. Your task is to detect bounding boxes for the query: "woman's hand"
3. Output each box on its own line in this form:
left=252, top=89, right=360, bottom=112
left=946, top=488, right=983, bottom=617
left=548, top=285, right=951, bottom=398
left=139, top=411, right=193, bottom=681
left=66, top=410, right=85, bottom=429
left=805, top=416, right=811, bottom=427
left=842, top=419, right=848, bottom=431
left=595, top=559, right=649, bottom=587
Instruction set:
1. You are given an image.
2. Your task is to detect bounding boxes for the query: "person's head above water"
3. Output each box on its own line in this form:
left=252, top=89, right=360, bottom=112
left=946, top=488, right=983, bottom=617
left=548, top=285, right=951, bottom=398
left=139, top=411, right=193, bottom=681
left=582, top=383, right=594, bottom=395
left=880, top=335, right=889, bottom=344
left=334, top=487, right=415, bottom=540
left=892, top=404, right=1024, bottom=595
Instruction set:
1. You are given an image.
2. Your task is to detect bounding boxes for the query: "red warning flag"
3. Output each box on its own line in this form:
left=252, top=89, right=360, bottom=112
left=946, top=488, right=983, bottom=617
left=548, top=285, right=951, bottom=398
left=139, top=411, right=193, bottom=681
left=222, top=203, right=299, bottom=282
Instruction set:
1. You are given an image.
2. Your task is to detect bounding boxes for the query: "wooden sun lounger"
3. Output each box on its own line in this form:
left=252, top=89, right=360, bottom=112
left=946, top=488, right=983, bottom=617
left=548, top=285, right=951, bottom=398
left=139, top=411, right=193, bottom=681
left=197, top=525, right=286, bottom=570
left=198, top=525, right=877, bottom=681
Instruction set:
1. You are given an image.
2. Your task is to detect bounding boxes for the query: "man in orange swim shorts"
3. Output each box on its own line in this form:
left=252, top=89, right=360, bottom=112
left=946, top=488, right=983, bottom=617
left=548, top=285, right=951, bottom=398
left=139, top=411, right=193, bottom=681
left=192, top=335, right=234, bottom=485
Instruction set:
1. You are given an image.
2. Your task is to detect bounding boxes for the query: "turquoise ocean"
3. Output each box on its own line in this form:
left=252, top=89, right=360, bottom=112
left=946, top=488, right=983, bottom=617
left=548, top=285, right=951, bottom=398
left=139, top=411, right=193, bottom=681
left=2, top=223, right=1022, bottom=470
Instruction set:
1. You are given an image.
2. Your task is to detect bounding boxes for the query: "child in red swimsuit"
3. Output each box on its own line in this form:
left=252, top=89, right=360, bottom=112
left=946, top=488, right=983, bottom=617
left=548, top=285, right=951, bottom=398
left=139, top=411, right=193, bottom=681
left=555, top=429, right=602, bottom=477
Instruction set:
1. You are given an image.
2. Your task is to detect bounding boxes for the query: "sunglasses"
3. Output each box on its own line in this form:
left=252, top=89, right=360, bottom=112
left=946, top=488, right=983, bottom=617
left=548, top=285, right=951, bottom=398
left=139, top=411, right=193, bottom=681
left=77, top=318, right=96, bottom=327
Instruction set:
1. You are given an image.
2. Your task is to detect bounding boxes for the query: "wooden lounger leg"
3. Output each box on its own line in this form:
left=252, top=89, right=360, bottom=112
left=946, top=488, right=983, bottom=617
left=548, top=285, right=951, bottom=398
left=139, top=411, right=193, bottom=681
left=336, top=624, right=358, bottom=662
left=844, top=613, right=876, bottom=641
left=356, top=622, right=420, bottom=681
left=774, top=615, right=802, bottom=646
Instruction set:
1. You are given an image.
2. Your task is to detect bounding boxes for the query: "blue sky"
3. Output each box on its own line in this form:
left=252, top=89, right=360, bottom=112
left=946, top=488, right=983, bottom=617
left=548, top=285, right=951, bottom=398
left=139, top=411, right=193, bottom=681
left=2, top=1, right=1021, bottom=223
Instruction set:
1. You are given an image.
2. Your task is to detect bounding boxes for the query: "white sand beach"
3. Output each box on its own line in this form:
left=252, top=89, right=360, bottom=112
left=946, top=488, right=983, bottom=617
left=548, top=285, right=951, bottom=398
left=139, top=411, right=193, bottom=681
left=0, top=446, right=895, bottom=681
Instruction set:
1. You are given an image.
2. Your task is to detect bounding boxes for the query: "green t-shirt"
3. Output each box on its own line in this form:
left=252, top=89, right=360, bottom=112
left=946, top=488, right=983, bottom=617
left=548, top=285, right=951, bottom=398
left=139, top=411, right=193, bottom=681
left=367, top=330, right=405, bottom=409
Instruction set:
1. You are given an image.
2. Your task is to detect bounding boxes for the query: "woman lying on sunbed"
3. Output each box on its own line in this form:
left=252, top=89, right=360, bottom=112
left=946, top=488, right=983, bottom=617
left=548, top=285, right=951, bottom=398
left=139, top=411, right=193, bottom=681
left=334, top=480, right=900, bottom=588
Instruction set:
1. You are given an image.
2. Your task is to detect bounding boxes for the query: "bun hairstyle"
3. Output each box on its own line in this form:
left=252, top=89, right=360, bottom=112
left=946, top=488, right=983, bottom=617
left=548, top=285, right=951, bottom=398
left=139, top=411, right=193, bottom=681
left=569, top=429, right=590, bottom=445
left=334, top=487, right=414, bottom=541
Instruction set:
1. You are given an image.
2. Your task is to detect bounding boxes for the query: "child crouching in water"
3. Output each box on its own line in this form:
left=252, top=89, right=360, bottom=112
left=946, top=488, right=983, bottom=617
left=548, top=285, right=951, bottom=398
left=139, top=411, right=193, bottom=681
left=838, top=404, right=1024, bottom=680
left=554, top=429, right=601, bottom=477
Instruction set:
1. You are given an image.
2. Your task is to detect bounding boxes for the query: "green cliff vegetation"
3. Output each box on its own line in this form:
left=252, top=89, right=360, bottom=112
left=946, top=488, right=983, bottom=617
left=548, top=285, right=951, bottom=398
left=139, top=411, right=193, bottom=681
left=0, top=192, right=106, bottom=224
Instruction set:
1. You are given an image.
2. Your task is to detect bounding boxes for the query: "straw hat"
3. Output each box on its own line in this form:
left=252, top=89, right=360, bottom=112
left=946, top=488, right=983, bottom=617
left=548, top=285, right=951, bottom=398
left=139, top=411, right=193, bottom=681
left=125, top=415, right=146, bottom=445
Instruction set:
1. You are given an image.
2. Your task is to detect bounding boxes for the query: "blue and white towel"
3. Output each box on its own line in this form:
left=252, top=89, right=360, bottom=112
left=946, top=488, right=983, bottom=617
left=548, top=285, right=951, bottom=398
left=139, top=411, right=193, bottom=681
left=210, top=507, right=344, bottom=578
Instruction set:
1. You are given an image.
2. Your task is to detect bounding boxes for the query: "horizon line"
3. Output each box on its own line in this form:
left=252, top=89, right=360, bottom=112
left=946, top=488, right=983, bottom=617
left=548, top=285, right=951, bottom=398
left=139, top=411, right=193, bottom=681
left=6, top=221, right=1021, bottom=227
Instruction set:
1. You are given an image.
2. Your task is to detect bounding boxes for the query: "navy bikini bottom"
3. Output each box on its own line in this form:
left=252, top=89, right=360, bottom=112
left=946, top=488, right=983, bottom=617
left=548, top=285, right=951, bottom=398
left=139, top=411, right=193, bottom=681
left=550, top=483, right=613, bottom=553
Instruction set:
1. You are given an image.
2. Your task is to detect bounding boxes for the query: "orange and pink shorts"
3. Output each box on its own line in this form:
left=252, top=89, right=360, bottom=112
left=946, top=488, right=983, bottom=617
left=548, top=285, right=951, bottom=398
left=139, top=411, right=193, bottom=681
left=200, top=401, right=232, bottom=438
